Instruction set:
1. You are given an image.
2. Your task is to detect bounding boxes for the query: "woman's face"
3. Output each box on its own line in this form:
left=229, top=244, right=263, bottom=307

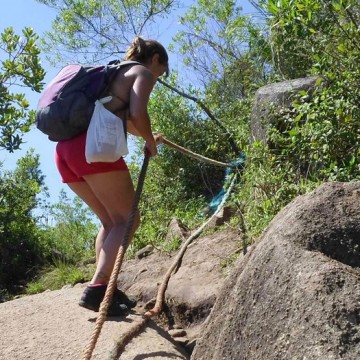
left=148, top=54, right=169, bottom=78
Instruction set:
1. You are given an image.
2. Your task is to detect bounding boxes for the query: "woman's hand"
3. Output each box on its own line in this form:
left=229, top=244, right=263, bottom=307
left=153, top=132, right=164, bottom=145
left=144, top=132, right=164, bottom=157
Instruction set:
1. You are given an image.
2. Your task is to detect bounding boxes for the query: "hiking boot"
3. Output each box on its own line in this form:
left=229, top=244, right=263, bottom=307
left=79, top=285, right=129, bottom=316
left=114, top=288, right=137, bottom=309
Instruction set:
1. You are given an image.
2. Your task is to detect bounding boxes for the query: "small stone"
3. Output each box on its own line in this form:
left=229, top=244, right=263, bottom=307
left=168, top=329, right=187, bottom=338
left=165, top=218, right=188, bottom=243
left=135, top=245, right=154, bottom=259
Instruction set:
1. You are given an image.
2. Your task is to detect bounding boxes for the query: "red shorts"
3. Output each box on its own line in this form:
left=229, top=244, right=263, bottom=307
left=55, top=132, right=128, bottom=183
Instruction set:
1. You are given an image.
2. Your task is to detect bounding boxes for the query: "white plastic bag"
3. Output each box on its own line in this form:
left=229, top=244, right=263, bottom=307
left=85, top=99, right=129, bottom=163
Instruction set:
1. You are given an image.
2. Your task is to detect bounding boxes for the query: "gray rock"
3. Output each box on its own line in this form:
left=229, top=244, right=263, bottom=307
left=135, top=244, right=154, bottom=259
left=0, top=286, right=190, bottom=360
left=250, top=76, right=322, bottom=143
left=118, top=229, right=241, bottom=328
left=166, top=218, right=189, bottom=243
left=173, top=337, right=189, bottom=346
left=168, top=329, right=187, bottom=338
left=207, top=205, right=236, bottom=228
left=192, top=182, right=360, bottom=360
left=61, top=284, right=73, bottom=290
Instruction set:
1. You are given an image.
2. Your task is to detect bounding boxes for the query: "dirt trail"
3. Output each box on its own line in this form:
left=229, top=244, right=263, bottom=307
left=0, top=285, right=189, bottom=360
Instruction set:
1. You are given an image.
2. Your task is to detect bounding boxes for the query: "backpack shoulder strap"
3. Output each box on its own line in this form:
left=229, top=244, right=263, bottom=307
left=105, top=60, right=142, bottom=81
left=107, top=60, right=141, bottom=67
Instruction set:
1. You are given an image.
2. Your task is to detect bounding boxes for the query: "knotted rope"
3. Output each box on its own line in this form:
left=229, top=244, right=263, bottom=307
left=81, top=152, right=150, bottom=360
left=108, top=171, right=238, bottom=359
left=81, top=138, right=239, bottom=359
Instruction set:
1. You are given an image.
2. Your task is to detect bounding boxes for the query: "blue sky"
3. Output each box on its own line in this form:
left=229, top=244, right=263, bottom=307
left=1, top=0, right=256, bottom=204
left=0, top=0, right=177, bottom=203
left=1, top=1, right=66, bottom=203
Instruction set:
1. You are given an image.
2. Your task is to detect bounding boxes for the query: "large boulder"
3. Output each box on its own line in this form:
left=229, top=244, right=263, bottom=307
left=192, top=182, right=360, bottom=360
left=251, top=76, right=322, bottom=143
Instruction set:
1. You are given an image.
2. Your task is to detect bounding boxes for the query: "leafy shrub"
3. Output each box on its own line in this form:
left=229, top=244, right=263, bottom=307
left=26, top=260, right=94, bottom=294
left=40, top=191, right=98, bottom=264
left=0, top=152, right=47, bottom=291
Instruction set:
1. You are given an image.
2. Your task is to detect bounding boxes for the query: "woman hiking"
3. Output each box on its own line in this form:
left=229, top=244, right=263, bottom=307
left=55, top=36, right=169, bottom=315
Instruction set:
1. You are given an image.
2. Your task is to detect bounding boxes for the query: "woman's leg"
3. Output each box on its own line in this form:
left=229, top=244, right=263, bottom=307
left=83, top=170, right=140, bottom=284
left=67, top=182, right=113, bottom=263
left=94, top=226, right=108, bottom=263
left=66, top=172, right=139, bottom=314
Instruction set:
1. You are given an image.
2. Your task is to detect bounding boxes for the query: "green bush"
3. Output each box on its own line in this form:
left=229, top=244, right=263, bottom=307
left=0, top=152, right=47, bottom=291
left=228, top=0, right=360, bottom=242
left=40, top=192, right=98, bottom=264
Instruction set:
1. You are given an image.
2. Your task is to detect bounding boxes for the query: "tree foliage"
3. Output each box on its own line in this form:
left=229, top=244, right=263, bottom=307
left=260, top=0, right=360, bottom=179
left=41, top=191, right=98, bottom=263
left=174, top=0, right=271, bottom=90
left=0, top=151, right=48, bottom=291
left=37, top=0, right=179, bottom=63
left=236, top=0, right=360, bottom=240
left=0, top=27, right=45, bottom=152
left=171, top=0, right=272, bottom=166
left=26, top=0, right=360, bottom=266
left=260, top=0, right=360, bottom=79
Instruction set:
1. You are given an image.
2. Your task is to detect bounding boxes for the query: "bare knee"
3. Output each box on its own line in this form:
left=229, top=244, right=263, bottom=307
left=99, top=219, right=114, bottom=234
left=115, top=210, right=140, bottom=232
left=108, top=209, right=140, bottom=232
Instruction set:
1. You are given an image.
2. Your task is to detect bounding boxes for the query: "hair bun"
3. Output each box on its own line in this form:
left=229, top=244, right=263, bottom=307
left=125, top=36, right=168, bottom=67
left=133, top=36, right=145, bottom=53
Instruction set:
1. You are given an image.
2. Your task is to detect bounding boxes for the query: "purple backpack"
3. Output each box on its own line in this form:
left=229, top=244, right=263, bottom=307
left=36, top=60, right=139, bottom=141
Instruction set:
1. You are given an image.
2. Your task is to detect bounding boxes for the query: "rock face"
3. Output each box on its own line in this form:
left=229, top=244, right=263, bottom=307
left=192, top=182, right=360, bottom=360
left=250, top=76, right=321, bottom=143
left=118, top=229, right=241, bottom=328
left=2, top=182, right=360, bottom=360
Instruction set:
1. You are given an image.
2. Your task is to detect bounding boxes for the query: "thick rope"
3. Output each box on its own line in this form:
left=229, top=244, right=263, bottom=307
left=144, top=172, right=238, bottom=316
left=108, top=172, right=238, bottom=359
left=82, top=138, right=238, bottom=359
left=162, top=137, right=236, bottom=168
left=81, top=153, right=150, bottom=360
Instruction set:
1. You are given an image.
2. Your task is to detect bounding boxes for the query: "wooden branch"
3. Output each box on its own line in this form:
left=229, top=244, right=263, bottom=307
left=157, top=78, right=240, bottom=155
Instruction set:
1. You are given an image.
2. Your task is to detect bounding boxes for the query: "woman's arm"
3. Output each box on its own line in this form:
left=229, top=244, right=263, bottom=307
left=127, top=120, right=141, bottom=136
left=128, top=66, right=158, bottom=155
